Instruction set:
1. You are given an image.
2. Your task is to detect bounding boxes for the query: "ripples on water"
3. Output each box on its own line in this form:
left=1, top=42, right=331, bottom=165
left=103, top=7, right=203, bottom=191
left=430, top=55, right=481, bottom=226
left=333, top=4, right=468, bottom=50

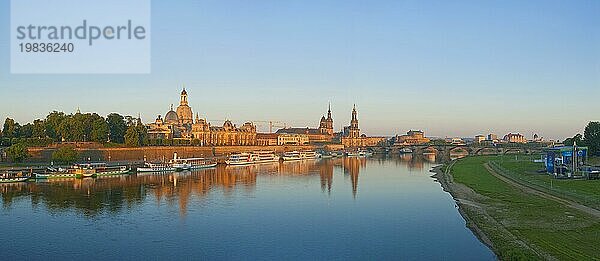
left=0, top=154, right=492, bottom=260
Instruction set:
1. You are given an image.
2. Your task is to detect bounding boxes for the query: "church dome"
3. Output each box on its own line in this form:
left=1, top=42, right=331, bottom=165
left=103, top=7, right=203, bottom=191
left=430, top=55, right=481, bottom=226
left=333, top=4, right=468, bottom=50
left=176, top=105, right=193, bottom=124
left=165, top=109, right=179, bottom=124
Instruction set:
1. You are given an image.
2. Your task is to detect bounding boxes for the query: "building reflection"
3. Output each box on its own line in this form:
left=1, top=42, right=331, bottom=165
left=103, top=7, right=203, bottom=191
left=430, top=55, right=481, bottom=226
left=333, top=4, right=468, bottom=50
left=0, top=156, right=425, bottom=218
left=342, top=157, right=366, bottom=198
left=0, top=166, right=258, bottom=218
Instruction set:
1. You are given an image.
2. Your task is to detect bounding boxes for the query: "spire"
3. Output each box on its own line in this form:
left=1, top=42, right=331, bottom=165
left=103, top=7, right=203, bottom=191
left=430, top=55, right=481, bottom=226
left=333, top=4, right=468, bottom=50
left=180, top=86, right=188, bottom=106
left=170, top=104, right=174, bottom=111
left=327, top=102, right=332, bottom=120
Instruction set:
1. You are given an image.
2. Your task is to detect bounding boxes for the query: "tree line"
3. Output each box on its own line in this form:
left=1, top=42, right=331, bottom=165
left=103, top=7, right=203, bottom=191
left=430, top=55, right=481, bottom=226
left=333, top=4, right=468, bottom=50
left=563, top=121, right=600, bottom=156
left=1, top=111, right=149, bottom=162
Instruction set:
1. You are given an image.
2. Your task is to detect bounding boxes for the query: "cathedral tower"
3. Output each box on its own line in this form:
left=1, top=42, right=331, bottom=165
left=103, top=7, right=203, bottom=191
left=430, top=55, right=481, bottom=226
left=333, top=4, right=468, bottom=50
left=176, top=87, right=193, bottom=124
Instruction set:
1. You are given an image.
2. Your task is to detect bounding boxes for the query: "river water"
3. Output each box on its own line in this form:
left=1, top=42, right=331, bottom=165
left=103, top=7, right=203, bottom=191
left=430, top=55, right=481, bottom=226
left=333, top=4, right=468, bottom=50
left=0, top=155, right=493, bottom=260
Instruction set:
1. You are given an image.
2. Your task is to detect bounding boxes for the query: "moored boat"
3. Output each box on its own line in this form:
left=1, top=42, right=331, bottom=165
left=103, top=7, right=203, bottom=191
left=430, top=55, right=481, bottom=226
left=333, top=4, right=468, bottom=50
left=186, top=158, right=217, bottom=169
left=226, top=151, right=279, bottom=165
left=225, top=153, right=253, bottom=165
left=72, top=163, right=130, bottom=178
left=399, top=148, right=413, bottom=154
left=171, top=157, right=217, bottom=170
left=347, top=149, right=372, bottom=157
left=34, top=167, right=76, bottom=179
left=137, top=162, right=176, bottom=172
left=282, top=150, right=321, bottom=161
left=0, top=171, right=31, bottom=183
left=94, top=166, right=130, bottom=176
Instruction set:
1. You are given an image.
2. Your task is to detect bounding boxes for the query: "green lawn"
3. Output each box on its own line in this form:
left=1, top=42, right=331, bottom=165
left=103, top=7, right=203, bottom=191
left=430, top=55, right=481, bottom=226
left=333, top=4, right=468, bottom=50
left=451, top=156, right=600, bottom=260
left=489, top=155, right=600, bottom=210
left=589, top=157, right=600, bottom=166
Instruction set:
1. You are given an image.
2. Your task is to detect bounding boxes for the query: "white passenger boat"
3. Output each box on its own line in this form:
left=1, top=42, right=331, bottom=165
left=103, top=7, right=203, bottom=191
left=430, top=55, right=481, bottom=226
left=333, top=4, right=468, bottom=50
left=34, top=167, right=76, bottom=179
left=0, top=171, right=30, bottom=183
left=282, top=150, right=321, bottom=161
left=137, top=162, right=176, bottom=172
left=172, top=157, right=217, bottom=170
left=226, top=151, right=279, bottom=165
left=399, top=148, right=413, bottom=154
left=347, top=149, right=372, bottom=157
left=72, top=163, right=130, bottom=177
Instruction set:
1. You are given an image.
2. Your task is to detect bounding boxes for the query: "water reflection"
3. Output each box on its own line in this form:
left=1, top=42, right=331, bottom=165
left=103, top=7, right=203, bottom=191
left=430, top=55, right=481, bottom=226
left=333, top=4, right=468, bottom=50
left=0, top=155, right=495, bottom=260
left=1, top=156, right=439, bottom=218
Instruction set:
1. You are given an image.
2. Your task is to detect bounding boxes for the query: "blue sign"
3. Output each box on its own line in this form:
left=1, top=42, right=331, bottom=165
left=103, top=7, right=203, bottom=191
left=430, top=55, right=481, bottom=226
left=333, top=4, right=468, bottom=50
left=546, top=152, right=555, bottom=173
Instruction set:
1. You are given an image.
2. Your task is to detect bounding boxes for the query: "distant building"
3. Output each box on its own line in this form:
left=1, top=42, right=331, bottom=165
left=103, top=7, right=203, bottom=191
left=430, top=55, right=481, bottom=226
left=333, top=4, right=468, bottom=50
left=341, top=105, right=386, bottom=147
left=256, top=133, right=278, bottom=146
left=446, top=137, right=465, bottom=145
left=278, top=133, right=309, bottom=145
left=147, top=88, right=257, bottom=145
left=487, top=133, right=498, bottom=141
left=503, top=133, right=527, bottom=143
left=474, top=135, right=485, bottom=143
left=395, top=130, right=430, bottom=145
left=276, top=104, right=334, bottom=143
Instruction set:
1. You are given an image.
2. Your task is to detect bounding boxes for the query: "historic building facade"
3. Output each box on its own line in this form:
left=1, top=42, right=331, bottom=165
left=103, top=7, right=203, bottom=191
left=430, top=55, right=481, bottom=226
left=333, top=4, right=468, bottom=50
left=503, top=133, right=527, bottom=143
left=147, top=88, right=257, bottom=146
left=276, top=104, right=335, bottom=143
left=395, top=130, right=430, bottom=145
left=341, top=105, right=386, bottom=147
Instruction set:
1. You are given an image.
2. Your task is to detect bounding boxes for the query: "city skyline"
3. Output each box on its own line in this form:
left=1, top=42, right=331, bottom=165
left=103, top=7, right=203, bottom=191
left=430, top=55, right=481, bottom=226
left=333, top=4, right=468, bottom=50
left=1, top=0, right=598, bottom=139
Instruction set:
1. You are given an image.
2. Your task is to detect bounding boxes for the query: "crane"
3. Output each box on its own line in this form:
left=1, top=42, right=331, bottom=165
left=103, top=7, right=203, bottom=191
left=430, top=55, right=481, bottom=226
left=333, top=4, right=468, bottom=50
left=251, top=120, right=287, bottom=133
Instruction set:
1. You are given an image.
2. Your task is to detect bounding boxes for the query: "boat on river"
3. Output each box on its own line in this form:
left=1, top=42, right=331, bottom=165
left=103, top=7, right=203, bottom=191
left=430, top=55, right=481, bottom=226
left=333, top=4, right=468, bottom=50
left=171, top=157, right=217, bottom=171
left=226, top=151, right=279, bottom=165
left=282, top=150, right=321, bottom=161
left=346, top=149, right=372, bottom=157
left=137, top=162, right=176, bottom=172
left=0, top=171, right=30, bottom=183
left=73, top=163, right=130, bottom=178
left=34, top=167, right=76, bottom=179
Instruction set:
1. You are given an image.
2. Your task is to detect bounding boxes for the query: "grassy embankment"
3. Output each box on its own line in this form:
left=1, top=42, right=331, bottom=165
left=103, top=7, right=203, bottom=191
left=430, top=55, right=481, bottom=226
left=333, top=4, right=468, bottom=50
left=488, top=155, right=600, bottom=210
left=448, top=155, right=600, bottom=260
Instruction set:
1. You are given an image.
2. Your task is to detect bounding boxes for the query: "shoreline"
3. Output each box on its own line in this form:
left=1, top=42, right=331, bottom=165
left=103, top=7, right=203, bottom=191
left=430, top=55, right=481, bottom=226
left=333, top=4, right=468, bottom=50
left=429, top=163, right=497, bottom=257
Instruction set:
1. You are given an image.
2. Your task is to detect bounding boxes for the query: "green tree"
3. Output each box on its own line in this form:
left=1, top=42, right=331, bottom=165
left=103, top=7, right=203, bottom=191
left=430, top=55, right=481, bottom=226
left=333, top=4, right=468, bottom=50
left=19, top=123, right=33, bottom=138
left=563, top=134, right=584, bottom=146
left=136, top=121, right=148, bottom=146
left=2, top=118, right=19, bottom=139
left=51, top=146, right=79, bottom=164
left=583, top=121, right=600, bottom=156
left=32, top=119, right=46, bottom=138
left=45, top=111, right=67, bottom=141
left=124, top=125, right=140, bottom=147
left=90, top=116, right=109, bottom=142
left=6, top=143, right=29, bottom=163
left=106, top=113, right=126, bottom=143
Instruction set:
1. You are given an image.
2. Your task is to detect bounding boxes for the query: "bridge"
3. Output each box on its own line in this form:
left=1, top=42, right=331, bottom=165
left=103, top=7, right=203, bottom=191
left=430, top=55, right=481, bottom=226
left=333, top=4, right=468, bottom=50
left=374, top=143, right=544, bottom=159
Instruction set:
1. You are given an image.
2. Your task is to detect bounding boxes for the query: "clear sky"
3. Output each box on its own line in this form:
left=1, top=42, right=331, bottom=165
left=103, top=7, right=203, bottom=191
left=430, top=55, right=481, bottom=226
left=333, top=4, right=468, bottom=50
left=0, top=0, right=598, bottom=140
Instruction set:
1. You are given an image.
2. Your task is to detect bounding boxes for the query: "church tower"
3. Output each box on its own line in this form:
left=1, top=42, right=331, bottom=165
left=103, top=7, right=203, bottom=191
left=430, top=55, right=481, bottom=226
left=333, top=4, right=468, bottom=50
left=349, top=104, right=360, bottom=138
left=176, top=87, right=193, bottom=125
left=319, top=103, right=334, bottom=136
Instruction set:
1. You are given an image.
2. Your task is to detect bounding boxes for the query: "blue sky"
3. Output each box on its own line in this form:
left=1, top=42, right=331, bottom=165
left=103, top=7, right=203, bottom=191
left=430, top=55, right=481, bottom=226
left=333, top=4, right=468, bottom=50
left=0, top=0, right=599, bottom=139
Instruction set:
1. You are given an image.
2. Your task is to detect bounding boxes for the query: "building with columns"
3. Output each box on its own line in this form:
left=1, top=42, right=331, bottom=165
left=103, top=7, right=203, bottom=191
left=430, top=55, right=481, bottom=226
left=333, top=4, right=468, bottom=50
left=147, top=87, right=257, bottom=145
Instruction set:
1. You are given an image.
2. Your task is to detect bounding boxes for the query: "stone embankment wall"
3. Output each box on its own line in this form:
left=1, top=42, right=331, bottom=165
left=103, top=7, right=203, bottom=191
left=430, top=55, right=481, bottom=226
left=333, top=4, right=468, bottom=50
left=28, top=145, right=318, bottom=162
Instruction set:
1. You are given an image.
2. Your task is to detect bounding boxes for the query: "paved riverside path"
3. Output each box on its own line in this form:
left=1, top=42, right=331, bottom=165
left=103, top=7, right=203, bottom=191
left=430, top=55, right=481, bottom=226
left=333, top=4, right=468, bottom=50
left=483, top=163, right=600, bottom=218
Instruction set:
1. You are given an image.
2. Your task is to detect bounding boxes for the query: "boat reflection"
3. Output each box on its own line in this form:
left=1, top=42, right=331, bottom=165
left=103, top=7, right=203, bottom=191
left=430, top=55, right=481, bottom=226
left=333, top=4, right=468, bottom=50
left=0, top=156, right=432, bottom=218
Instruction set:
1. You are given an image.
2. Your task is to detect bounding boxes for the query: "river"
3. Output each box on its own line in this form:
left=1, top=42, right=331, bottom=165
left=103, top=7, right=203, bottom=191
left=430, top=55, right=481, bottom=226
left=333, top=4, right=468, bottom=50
left=0, top=154, right=493, bottom=260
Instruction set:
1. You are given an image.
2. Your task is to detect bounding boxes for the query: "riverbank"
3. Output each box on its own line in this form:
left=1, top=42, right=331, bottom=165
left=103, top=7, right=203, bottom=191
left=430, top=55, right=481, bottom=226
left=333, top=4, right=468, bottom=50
left=432, top=156, right=600, bottom=260
left=23, top=144, right=344, bottom=163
